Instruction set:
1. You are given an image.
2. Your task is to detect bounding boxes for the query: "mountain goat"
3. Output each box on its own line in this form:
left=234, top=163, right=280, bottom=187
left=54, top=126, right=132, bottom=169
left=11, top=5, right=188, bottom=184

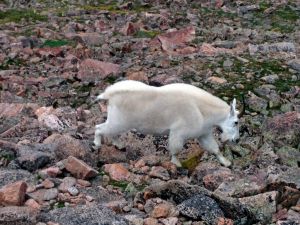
left=94, top=80, right=240, bottom=167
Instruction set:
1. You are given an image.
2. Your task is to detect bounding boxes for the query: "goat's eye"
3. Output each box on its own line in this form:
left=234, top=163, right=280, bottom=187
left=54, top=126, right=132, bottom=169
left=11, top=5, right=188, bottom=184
left=234, top=121, right=238, bottom=126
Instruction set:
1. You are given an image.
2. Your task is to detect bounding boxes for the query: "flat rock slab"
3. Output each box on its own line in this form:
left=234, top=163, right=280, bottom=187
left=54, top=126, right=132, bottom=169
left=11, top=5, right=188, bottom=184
left=0, top=206, right=37, bottom=225
left=38, top=204, right=129, bottom=225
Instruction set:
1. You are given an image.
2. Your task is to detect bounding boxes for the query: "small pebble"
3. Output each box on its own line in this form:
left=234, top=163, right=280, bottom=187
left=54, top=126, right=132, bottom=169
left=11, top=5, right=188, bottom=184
left=123, top=205, right=131, bottom=212
left=86, top=195, right=94, bottom=202
left=68, top=186, right=79, bottom=196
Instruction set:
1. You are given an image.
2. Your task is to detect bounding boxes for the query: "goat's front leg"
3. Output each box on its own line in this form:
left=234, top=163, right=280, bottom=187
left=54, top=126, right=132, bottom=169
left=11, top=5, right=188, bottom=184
left=94, top=123, right=105, bottom=147
left=198, top=134, right=231, bottom=167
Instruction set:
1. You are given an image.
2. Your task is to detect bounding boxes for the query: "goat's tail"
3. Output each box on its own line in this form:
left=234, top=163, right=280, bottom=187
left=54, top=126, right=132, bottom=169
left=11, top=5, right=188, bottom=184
left=95, top=93, right=107, bottom=101
left=86, top=92, right=107, bottom=109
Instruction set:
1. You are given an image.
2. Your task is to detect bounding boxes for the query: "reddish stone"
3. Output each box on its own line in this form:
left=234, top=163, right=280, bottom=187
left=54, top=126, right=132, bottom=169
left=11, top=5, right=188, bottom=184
left=199, top=43, right=246, bottom=56
left=64, top=156, right=98, bottom=180
left=43, top=134, right=91, bottom=161
left=58, top=177, right=77, bottom=193
left=40, top=166, right=62, bottom=178
left=104, top=163, right=131, bottom=181
left=42, top=179, right=55, bottom=189
left=144, top=217, right=159, bottom=225
left=149, top=166, right=170, bottom=180
left=206, top=76, right=227, bottom=84
left=126, top=71, right=148, bottom=83
left=78, top=58, right=120, bottom=81
left=36, top=47, right=63, bottom=57
left=121, top=22, right=138, bottom=36
left=158, top=26, right=196, bottom=55
left=217, top=218, right=234, bottom=225
left=77, top=179, right=91, bottom=187
left=24, top=199, right=41, bottom=210
left=0, top=181, right=27, bottom=206
left=203, top=169, right=234, bottom=191
left=150, top=203, right=170, bottom=218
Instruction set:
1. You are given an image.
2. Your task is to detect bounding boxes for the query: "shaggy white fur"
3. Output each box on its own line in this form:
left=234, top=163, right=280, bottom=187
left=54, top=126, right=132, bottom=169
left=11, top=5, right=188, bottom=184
left=94, top=80, right=240, bottom=167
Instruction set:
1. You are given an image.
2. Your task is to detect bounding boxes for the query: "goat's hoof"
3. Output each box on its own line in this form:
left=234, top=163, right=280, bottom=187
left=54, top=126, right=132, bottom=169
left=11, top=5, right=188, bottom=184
left=217, top=155, right=231, bottom=167
left=93, top=140, right=101, bottom=147
left=171, top=157, right=182, bottom=167
left=221, top=159, right=232, bottom=167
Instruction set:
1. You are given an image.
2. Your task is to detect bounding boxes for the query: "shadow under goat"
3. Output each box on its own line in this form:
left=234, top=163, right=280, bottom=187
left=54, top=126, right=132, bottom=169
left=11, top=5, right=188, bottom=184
left=93, top=80, right=240, bottom=167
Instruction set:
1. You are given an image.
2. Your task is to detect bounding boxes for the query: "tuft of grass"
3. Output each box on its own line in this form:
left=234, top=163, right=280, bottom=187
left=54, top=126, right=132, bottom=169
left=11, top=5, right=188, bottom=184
left=109, top=180, right=129, bottom=191
left=249, top=4, right=300, bottom=33
left=0, top=9, right=47, bottom=24
left=104, top=76, right=117, bottom=84
left=134, top=30, right=160, bottom=38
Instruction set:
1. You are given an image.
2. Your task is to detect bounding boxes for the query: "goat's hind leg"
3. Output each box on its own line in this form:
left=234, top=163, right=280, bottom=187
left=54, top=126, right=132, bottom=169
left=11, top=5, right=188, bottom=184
left=168, top=132, right=184, bottom=167
left=198, top=134, right=231, bottom=167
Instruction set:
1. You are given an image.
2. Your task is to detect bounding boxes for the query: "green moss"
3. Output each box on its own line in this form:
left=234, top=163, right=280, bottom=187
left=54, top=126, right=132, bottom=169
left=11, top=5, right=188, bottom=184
left=276, top=5, right=299, bottom=21
left=0, top=9, right=47, bottom=24
left=212, top=57, right=295, bottom=100
left=104, top=76, right=117, bottom=84
left=0, top=151, right=15, bottom=162
left=0, top=58, right=25, bottom=70
left=42, top=39, right=72, bottom=48
left=249, top=4, right=299, bottom=33
left=134, top=30, right=160, bottom=38
left=181, top=154, right=200, bottom=171
left=197, top=6, right=237, bottom=19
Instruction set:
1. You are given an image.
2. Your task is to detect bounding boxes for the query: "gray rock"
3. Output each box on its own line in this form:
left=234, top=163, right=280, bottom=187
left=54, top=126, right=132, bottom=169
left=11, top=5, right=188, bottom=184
left=223, top=59, right=233, bottom=68
left=237, top=4, right=259, bottom=14
left=276, top=146, right=300, bottom=167
left=0, top=169, right=35, bottom=187
left=215, top=173, right=268, bottom=198
left=38, top=204, right=129, bottom=225
left=246, top=92, right=268, bottom=114
left=239, top=191, right=277, bottom=224
left=260, top=75, right=279, bottom=84
left=28, top=188, right=58, bottom=202
left=249, top=42, right=295, bottom=55
left=0, top=206, right=37, bottom=225
left=288, top=59, right=300, bottom=72
left=16, top=148, right=51, bottom=172
left=145, top=180, right=255, bottom=223
left=145, top=180, right=210, bottom=204
left=177, top=194, right=224, bottom=224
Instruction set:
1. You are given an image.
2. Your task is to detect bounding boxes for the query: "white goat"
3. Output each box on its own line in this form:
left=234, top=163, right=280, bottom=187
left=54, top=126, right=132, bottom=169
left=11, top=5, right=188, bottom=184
left=94, top=80, right=240, bottom=167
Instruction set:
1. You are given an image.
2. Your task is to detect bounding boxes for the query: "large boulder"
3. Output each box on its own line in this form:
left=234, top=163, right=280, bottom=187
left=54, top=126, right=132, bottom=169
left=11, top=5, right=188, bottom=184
left=177, top=194, right=224, bottom=224
left=262, top=112, right=300, bottom=148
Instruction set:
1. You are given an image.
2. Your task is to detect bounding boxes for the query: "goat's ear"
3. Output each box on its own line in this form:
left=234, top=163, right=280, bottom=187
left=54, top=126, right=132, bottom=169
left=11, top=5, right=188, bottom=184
left=230, top=98, right=236, bottom=116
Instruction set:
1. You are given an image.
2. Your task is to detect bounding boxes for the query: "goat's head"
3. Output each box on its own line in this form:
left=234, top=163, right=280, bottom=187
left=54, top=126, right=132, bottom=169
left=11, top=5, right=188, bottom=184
left=219, top=98, right=240, bottom=143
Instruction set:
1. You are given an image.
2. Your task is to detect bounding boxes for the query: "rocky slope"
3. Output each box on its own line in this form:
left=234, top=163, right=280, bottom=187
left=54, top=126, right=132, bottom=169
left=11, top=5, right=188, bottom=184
left=0, top=0, right=299, bottom=224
